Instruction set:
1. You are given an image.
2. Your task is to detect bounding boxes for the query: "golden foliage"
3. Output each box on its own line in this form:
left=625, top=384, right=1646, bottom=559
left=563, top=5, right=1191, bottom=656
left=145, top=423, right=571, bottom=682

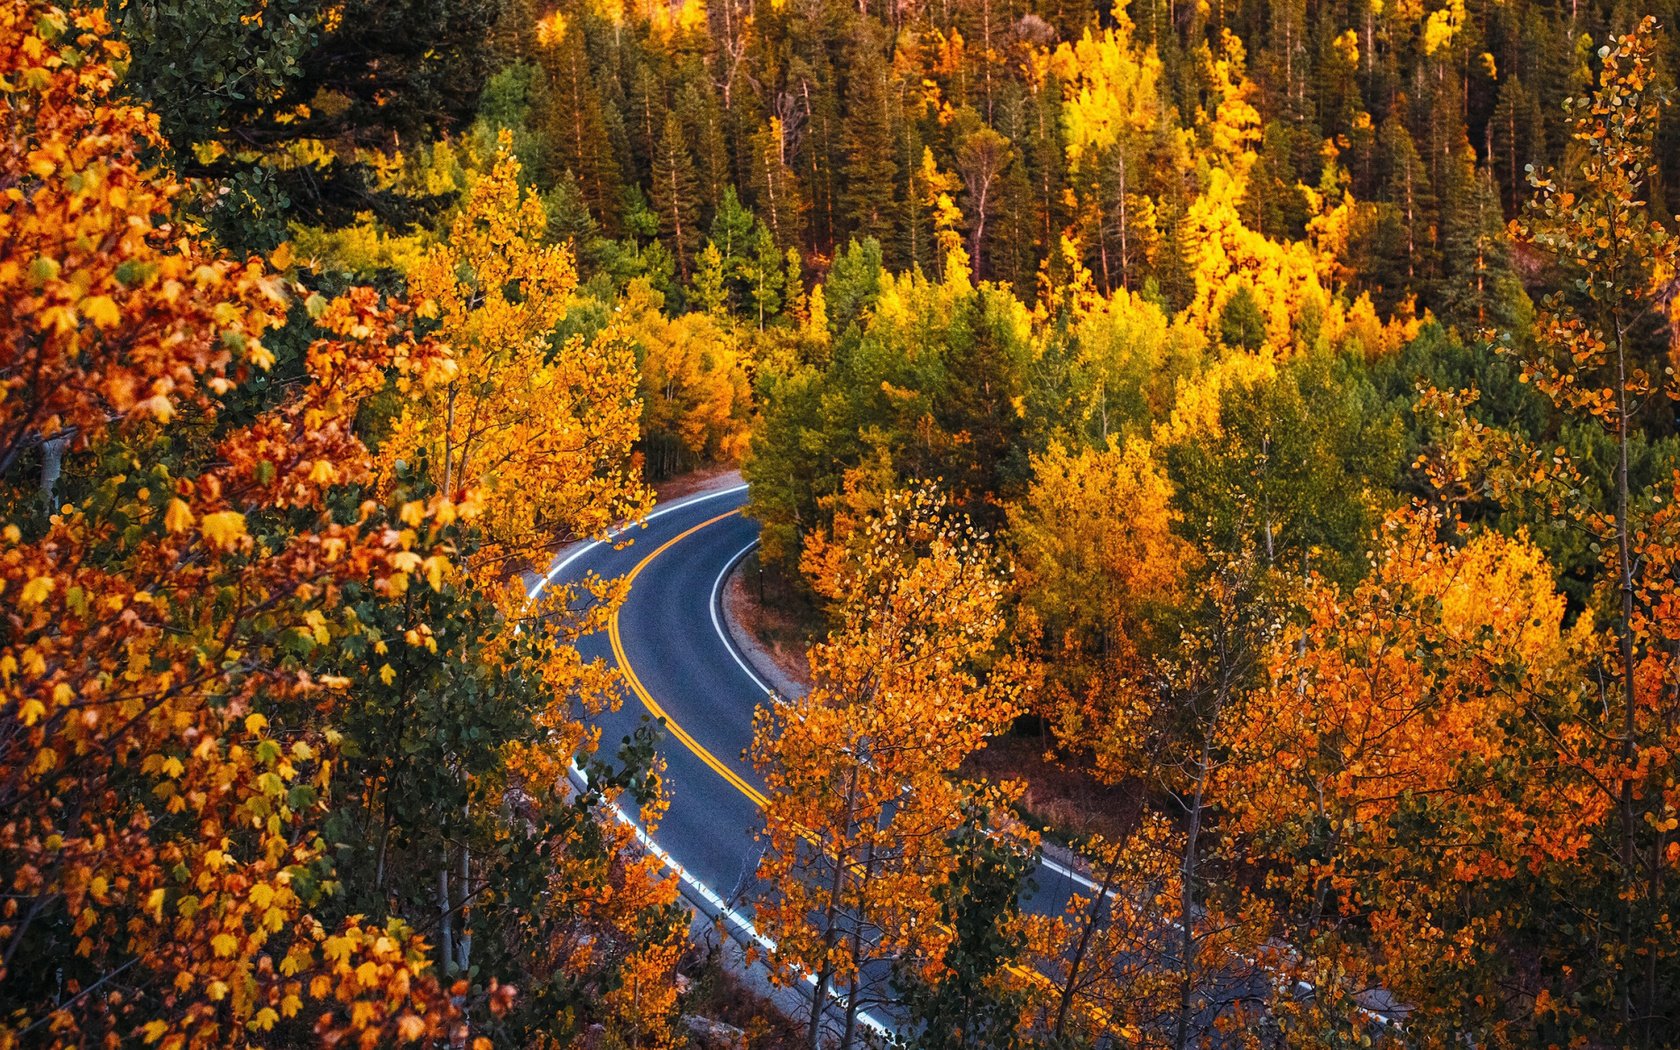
left=382, top=132, right=651, bottom=571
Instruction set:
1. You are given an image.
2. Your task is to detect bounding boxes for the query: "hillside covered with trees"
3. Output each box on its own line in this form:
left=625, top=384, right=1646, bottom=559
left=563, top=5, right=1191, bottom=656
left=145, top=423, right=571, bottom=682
left=4, top=0, right=1680, bottom=1046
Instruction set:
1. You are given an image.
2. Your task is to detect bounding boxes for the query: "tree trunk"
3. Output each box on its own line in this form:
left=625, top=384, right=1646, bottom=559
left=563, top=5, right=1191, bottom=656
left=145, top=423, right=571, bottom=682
left=38, top=433, right=66, bottom=510
left=437, top=856, right=455, bottom=974
left=1614, top=313, right=1643, bottom=1045
left=1052, top=860, right=1114, bottom=1040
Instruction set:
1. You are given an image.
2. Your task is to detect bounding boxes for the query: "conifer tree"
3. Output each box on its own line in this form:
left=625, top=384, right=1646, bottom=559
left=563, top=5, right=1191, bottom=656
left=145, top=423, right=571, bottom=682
left=838, top=36, right=901, bottom=254
left=534, top=12, right=622, bottom=226
left=750, top=117, right=808, bottom=252
left=650, top=108, right=704, bottom=280
left=1439, top=150, right=1524, bottom=333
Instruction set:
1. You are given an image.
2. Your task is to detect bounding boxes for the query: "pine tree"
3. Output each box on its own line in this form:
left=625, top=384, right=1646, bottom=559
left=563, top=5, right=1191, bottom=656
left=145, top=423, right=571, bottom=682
left=650, top=108, right=704, bottom=280
left=838, top=35, right=900, bottom=254
left=1375, top=112, right=1435, bottom=301
left=534, top=14, right=621, bottom=227
left=1489, top=74, right=1546, bottom=215
left=749, top=117, right=807, bottom=252
left=675, top=79, right=732, bottom=210
left=1439, top=148, right=1523, bottom=333
left=743, top=225, right=786, bottom=328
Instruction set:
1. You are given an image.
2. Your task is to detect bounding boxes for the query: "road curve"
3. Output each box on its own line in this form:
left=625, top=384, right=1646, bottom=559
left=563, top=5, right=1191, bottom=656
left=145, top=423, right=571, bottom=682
left=533, top=479, right=1403, bottom=1038
left=531, top=483, right=776, bottom=928
left=530, top=481, right=1105, bottom=1018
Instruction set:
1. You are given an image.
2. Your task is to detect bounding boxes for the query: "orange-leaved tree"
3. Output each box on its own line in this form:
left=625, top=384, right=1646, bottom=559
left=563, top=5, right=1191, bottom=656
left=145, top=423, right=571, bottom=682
left=0, top=3, right=481, bottom=1045
left=751, top=486, right=1028, bottom=1050
left=1221, top=508, right=1594, bottom=1044
left=1503, top=17, right=1680, bottom=1043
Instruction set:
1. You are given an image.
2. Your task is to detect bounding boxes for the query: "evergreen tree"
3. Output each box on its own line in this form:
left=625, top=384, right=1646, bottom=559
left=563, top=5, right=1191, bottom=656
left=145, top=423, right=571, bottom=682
left=1489, top=73, right=1546, bottom=215
left=650, top=108, right=704, bottom=281
left=676, top=78, right=733, bottom=211
left=1375, top=112, right=1436, bottom=304
left=534, top=14, right=621, bottom=227
left=743, top=225, right=787, bottom=328
left=749, top=117, right=808, bottom=252
left=1439, top=150, right=1525, bottom=333
left=838, top=34, right=901, bottom=254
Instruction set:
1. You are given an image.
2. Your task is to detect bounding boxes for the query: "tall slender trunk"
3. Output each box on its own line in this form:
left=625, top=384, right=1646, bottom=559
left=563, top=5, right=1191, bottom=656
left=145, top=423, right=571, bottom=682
left=808, top=766, right=861, bottom=1050
left=1173, top=735, right=1214, bottom=1050
left=1614, top=312, right=1642, bottom=1044
left=38, top=433, right=66, bottom=510
left=457, top=801, right=473, bottom=973
left=838, top=835, right=880, bottom=1050
left=1052, top=860, right=1114, bottom=1040
left=443, top=383, right=458, bottom=495
left=437, top=857, right=455, bottom=974
left=1116, top=149, right=1130, bottom=290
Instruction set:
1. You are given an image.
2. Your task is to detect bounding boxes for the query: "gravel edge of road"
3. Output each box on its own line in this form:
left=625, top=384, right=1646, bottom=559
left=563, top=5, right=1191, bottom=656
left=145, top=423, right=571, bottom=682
left=718, top=557, right=810, bottom=700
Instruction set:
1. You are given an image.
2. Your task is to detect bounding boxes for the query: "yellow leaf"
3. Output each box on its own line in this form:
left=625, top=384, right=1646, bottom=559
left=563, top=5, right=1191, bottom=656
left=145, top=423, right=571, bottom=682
left=164, top=498, right=194, bottom=534
left=211, top=933, right=239, bottom=958
left=20, top=576, right=54, bottom=605
left=245, top=713, right=268, bottom=735
left=81, top=294, right=121, bottom=329
left=422, top=555, right=447, bottom=592
left=201, top=511, right=248, bottom=550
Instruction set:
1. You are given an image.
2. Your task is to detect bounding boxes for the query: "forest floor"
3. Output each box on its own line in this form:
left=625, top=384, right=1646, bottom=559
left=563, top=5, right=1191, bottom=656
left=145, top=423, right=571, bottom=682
left=652, top=463, right=742, bottom=504
left=722, top=551, right=814, bottom=692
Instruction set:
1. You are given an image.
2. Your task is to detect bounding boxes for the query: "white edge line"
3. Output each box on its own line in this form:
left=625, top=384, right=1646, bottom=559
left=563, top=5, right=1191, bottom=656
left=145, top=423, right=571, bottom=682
left=528, top=482, right=748, bottom=600
left=709, top=539, right=777, bottom=698
left=563, top=762, right=891, bottom=1038
left=530, top=484, right=890, bottom=1038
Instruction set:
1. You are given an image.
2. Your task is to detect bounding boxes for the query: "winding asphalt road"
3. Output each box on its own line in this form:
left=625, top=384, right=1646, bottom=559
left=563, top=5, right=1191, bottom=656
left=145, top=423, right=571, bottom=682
left=530, top=480, right=1102, bottom=1030
left=529, top=479, right=1385, bottom=1039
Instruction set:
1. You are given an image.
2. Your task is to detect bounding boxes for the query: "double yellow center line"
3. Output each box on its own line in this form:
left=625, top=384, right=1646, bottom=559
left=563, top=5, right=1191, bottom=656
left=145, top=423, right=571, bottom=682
left=607, top=508, right=771, bottom=809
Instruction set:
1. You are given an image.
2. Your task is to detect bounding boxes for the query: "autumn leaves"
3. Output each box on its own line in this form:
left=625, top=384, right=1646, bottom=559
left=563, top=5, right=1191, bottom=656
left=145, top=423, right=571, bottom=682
left=0, top=6, right=677, bottom=1045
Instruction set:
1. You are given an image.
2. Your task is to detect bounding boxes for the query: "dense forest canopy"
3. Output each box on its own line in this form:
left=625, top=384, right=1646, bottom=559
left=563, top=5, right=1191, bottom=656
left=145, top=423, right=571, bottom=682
left=5, top=0, right=1680, bottom=1045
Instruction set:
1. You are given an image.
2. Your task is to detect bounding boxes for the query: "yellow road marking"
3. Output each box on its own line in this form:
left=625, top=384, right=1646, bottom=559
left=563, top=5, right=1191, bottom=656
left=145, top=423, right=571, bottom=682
left=609, top=508, right=770, bottom=809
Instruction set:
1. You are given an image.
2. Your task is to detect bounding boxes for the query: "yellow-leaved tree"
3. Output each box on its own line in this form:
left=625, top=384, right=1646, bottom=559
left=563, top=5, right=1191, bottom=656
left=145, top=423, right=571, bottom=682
left=751, top=486, right=1029, bottom=1050
left=0, top=4, right=479, bottom=1044
left=1008, top=437, right=1190, bottom=776
left=383, top=130, right=651, bottom=574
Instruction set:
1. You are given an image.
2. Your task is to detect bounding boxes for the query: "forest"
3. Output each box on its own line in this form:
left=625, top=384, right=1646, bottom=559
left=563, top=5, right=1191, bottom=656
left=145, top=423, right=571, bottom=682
left=4, top=0, right=1680, bottom=1044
